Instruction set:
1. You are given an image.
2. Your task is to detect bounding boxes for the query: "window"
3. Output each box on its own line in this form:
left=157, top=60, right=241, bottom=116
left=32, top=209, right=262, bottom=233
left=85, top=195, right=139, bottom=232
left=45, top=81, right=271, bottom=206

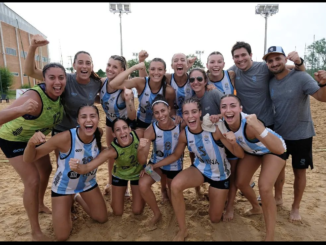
left=42, top=56, right=48, bottom=62
left=5, top=48, right=17, bottom=56
left=11, top=72, right=19, bottom=76
left=21, top=51, right=28, bottom=58
left=35, top=55, right=40, bottom=61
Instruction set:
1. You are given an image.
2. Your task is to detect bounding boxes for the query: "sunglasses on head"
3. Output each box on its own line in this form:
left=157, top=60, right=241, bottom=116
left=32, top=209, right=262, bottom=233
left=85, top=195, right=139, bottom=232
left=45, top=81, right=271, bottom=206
left=189, top=76, right=204, bottom=83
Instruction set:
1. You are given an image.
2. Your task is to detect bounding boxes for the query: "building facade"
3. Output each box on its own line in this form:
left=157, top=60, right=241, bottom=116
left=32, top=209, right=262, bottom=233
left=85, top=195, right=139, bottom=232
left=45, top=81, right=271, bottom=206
left=0, top=3, right=49, bottom=89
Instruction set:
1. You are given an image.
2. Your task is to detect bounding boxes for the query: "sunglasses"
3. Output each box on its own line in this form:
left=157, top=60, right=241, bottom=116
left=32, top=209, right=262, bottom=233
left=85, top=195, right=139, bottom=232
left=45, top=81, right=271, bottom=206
left=189, top=76, right=204, bottom=83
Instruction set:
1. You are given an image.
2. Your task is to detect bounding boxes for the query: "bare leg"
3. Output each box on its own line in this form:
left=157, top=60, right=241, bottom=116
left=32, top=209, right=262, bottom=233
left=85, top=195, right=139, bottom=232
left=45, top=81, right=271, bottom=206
left=190, top=152, right=203, bottom=199
left=274, top=165, right=286, bottom=206
left=104, top=126, right=114, bottom=196
left=160, top=174, right=169, bottom=204
left=290, top=168, right=306, bottom=222
left=223, top=159, right=238, bottom=222
left=10, top=155, right=51, bottom=241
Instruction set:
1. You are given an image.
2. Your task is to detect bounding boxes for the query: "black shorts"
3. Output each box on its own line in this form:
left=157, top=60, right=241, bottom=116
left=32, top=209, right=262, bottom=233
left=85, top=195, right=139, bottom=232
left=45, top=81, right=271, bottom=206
left=160, top=168, right=182, bottom=179
left=225, top=147, right=238, bottom=160
left=245, top=151, right=287, bottom=161
left=111, top=175, right=139, bottom=187
left=285, top=137, right=313, bottom=169
left=106, top=117, right=136, bottom=130
left=0, top=138, right=27, bottom=158
left=191, top=165, right=230, bottom=190
left=51, top=183, right=98, bottom=197
left=51, top=128, right=64, bottom=137
left=135, top=118, right=151, bottom=129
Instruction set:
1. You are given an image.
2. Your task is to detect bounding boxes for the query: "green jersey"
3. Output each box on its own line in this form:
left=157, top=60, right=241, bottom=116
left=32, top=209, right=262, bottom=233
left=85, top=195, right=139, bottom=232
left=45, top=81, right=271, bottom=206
left=0, top=84, right=63, bottom=142
left=111, top=131, right=143, bottom=181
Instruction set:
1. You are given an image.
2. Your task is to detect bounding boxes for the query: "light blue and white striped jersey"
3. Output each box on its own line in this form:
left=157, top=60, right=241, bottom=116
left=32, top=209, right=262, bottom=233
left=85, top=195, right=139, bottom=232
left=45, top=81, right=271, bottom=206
left=185, top=127, right=231, bottom=181
left=137, top=77, right=163, bottom=124
left=170, top=73, right=194, bottom=117
left=52, top=127, right=100, bottom=194
left=150, top=120, right=183, bottom=171
left=207, top=70, right=234, bottom=95
left=228, top=112, right=286, bottom=155
left=100, top=78, right=127, bottom=123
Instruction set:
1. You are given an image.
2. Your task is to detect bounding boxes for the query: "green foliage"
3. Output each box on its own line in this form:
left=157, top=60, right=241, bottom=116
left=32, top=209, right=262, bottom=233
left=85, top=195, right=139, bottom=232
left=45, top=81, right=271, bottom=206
left=186, top=54, right=205, bottom=70
left=127, top=59, right=151, bottom=78
left=0, top=66, right=14, bottom=93
left=305, top=38, right=326, bottom=76
left=65, top=67, right=73, bottom=73
left=20, top=84, right=31, bottom=89
left=96, top=69, right=106, bottom=78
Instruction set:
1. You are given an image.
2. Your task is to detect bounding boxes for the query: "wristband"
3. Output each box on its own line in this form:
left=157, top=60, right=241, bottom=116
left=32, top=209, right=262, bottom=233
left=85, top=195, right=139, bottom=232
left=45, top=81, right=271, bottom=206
left=295, top=57, right=304, bottom=66
left=318, top=83, right=326, bottom=88
left=259, top=128, right=268, bottom=138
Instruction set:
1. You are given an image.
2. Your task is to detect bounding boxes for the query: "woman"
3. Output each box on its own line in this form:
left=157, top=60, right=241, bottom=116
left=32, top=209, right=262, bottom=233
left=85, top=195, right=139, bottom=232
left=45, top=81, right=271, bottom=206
left=0, top=63, right=67, bottom=241
left=219, top=94, right=286, bottom=241
left=23, top=105, right=108, bottom=241
left=109, top=60, right=176, bottom=138
left=137, top=94, right=184, bottom=226
left=148, top=98, right=244, bottom=241
left=100, top=55, right=136, bottom=197
left=69, top=118, right=145, bottom=216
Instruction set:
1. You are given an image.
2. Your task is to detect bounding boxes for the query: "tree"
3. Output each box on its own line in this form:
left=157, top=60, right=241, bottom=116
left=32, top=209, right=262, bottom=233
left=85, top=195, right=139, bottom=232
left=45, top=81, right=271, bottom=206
left=0, top=67, right=14, bottom=94
left=186, top=54, right=205, bottom=70
left=305, top=38, right=326, bottom=76
left=127, top=59, right=151, bottom=78
left=96, top=69, right=106, bottom=78
left=65, top=67, right=73, bottom=73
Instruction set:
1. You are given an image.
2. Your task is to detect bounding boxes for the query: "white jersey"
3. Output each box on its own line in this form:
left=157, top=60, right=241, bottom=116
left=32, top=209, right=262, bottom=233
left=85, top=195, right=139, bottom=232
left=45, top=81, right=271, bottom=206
left=52, top=127, right=100, bottom=194
left=150, top=121, right=183, bottom=171
left=207, top=70, right=234, bottom=95
left=170, top=73, right=194, bottom=117
left=227, top=112, right=286, bottom=155
left=185, top=127, right=231, bottom=181
left=137, top=77, right=163, bottom=124
left=100, top=78, right=127, bottom=123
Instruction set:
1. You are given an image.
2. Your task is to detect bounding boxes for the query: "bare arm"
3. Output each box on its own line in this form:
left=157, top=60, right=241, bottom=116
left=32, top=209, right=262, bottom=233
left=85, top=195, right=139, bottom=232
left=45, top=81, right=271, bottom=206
left=137, top=125, right=155, bottom=164
left=215, top=128, right=244, bottom=158
left=24, top=34, right=49, bottom=80
left=311, top=70, right=326, bottom=102
left=138, top=50, right=149, bottom=77
left=69, top=146, right=117, bottom=175
left=152, top=129, right=187, bottom=169
left=245, top=114, right=286, bottom=155
left=124, top=87, right=136, bottom=121
left=286, top=51, right=306, bottom=72
left=165, top=85, right=177, bottom=118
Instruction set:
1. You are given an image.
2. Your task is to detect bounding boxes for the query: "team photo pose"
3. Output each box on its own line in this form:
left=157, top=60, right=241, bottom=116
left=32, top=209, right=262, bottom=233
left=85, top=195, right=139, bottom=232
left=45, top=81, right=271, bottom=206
left=137, top=95, right=184, bottom=226
left=23, top=105, right=108, bottom=241
left=220, top=94, right=287, bottom=241
left=70, top=117, right=145, bottom=217
left=148, top=98, right=244, bottom=241
left=0, top=63, right=66, bottom=241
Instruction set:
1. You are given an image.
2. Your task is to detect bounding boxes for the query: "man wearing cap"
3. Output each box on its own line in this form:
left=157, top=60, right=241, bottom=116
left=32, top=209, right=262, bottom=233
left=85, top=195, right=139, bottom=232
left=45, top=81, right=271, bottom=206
left=264, top=46, right=326, bottom=222
left=228, top=41, right=306, bottom=209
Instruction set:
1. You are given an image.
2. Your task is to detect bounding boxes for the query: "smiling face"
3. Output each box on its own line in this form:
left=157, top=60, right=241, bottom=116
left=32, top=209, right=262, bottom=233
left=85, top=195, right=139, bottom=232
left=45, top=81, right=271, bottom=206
left=43, top=66, right=66, bottom=100
left=206, top=54, right=225, bottom=78
left=153, top=102, right=171, bottom=126
left=171, top=53, right=188, bottom=77
left=220, top=96, right=242, bottom=128
left=182, top=101, right=202, bottom=131
left=112, top=119, right=132, bottom=146
left=77, top=106, right=99, bottom=137
left=265, top=53, right=287, bottom=75
left=189, top=70, right=207, bottom=97
left=73, top=52, right=93, bottom=82
left=149, top=61, right=166, bottom=83
left=106, top=57, right=125, bottom=80
left=232, top=47, right=253, bottom=71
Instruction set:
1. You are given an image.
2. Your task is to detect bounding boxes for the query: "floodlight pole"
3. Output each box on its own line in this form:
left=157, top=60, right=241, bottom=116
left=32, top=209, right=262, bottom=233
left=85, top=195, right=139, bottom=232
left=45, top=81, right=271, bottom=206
left=119, top=11, right=123, bottom=56
left=264, top=14, right=268, bottom=54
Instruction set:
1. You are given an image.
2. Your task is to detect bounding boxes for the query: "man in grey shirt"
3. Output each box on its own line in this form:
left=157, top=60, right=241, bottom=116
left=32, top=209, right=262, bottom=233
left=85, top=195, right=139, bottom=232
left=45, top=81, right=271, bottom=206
left=264, top=45, right=326, bottom=222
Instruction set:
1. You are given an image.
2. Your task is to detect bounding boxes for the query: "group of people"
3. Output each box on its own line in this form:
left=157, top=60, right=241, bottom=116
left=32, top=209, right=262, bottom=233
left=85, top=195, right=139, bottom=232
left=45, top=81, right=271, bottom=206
left=0, top=33, right=325, bottom=241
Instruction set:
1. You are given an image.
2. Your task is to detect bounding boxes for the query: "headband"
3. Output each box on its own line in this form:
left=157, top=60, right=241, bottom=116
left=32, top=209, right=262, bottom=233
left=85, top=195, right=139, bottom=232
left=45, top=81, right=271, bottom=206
left=151, top=100, right=169, bottom=108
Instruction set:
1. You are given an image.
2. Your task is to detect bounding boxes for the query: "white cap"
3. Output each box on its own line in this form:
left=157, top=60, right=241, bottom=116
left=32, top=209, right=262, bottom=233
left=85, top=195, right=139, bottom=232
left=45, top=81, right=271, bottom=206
left=201, top=113, right=216, bottom=133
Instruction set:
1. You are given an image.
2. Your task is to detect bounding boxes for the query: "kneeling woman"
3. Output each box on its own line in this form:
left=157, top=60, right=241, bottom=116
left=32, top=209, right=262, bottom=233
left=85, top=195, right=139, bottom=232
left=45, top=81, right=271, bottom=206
left=137, top=94, right=184, bottom=226
left=219, top=94, right=286, bottom=241
left=149, top=98, right=244, bottom=241
left=24, top=105, right=108, bottom=241
left=69, top=117, right=145, bottom=216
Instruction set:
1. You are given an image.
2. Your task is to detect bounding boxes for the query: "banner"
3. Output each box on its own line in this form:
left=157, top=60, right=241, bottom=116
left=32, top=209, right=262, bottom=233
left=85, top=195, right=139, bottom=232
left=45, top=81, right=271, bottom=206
left=16, top=89, right=28, bottom=99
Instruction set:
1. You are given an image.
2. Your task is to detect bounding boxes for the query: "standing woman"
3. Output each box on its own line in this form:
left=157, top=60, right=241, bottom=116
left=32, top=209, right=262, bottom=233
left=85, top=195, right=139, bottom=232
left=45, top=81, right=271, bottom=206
left=100, top=55, right=137, bottom=196
left=24, top=34, right=102, bottom=137
left=219, top=94, right=286, bottom=241
left=23, top=105, right=108, bottom=241
left=109, top=60, right=176, bottom=138
left=137, top=94, right=184, bottom=226
left=149, top=98, right=244, bottom=241
left=69, top=118, right=145, bottom=216
left=0, top=63, right=67, bottom=241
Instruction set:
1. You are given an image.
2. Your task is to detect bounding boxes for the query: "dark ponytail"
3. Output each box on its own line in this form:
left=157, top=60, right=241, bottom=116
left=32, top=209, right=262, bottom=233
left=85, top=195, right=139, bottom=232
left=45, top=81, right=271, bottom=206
left=94, top=127, right=102, bottom=153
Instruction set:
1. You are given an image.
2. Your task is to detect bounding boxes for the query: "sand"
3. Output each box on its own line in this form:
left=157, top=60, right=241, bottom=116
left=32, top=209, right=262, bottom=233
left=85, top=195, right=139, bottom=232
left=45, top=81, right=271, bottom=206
left=0, top=97, right=325, bottom=241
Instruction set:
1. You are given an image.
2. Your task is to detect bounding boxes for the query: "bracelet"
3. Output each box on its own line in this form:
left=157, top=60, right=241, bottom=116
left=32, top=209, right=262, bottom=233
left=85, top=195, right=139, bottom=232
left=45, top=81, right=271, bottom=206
left=295, top=57, right=304, bottom=66
left=318, top=83, right=326, bottom=88
left=259, top=128, right=269, bottom=138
